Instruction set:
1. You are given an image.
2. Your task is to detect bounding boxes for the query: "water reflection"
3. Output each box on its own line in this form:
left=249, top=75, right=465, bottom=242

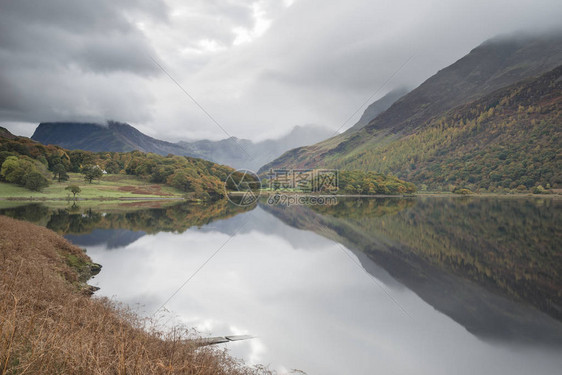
left=275, top=197, right=562, bottom=321
left=1, top=198, right=561, bottom=374
left=0, top=200, right=253, bottom=248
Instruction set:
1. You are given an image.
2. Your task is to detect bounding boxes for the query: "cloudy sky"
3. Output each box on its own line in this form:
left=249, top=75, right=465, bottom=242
left=1, top=0, right=561, bottom=142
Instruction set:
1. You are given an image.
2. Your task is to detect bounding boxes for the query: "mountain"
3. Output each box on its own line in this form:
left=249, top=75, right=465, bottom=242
left=31, top=121, right=190, bottom=156
left=259, top=33, right=562, bottom=191
left=31, top=122, right=333, bottom=171
left=179, top=124, right=334, bottom=170
left=345, top=88, right=409, bottom=132
left=354, top=65, right=562, bottom=191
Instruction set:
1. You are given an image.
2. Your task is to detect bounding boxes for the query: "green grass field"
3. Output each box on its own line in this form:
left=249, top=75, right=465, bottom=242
left=0, top=173, right=185, bottom=201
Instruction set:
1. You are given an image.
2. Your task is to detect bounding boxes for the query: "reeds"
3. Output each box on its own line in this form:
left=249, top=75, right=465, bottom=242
left=0, top=216, right=272, bottom=375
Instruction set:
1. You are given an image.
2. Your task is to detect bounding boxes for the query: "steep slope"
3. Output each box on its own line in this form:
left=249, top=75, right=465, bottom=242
left=364, top=32, right=562, bottom=134
left=343, top=65, right=562, bottom=190
left=0, top=126, right=16, bottom=139
left=31, top=121, right=191, bottom=156
left=346, top=88, right=409, bottom=132
left=260, top=32, right=562, bottom=189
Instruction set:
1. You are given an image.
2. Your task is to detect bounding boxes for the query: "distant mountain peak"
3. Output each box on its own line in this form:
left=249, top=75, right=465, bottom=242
left=29, top=121, right=335, bottom=171
left=31, top=121, right=190, bottom=155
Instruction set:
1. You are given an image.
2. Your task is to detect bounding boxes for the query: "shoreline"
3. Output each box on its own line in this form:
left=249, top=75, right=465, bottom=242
left=0, top=196, right=186, bottom=202
left=0, top=215, right=270, bottom=374
left=230, top=191, right=562, bottom=200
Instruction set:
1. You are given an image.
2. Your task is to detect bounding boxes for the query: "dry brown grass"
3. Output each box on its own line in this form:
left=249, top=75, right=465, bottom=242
left=0, top=216, right=273, bottom=375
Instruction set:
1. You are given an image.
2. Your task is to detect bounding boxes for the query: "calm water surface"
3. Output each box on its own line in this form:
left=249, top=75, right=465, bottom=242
left=1, top=197, right=561, bottom=374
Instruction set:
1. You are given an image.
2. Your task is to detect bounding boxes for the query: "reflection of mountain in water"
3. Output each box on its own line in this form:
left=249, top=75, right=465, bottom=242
left=3, top=197, right=561, bottom=345
left=261, top=197, right=562, bottom=346
left=199, top=205, right=333, bottom=252
left=65, top=229, right=146, bottom=249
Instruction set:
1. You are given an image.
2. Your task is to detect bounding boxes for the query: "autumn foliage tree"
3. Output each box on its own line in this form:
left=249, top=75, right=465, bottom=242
left=52, top=163, right=69, bottom=182
left=0, top=155, right=50, bottom=191
left=81, top=165, right=103, bottom=183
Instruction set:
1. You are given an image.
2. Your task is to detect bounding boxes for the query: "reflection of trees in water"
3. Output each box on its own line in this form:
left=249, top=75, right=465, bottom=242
left=311, top=197, right=416, bottom=218
left=264, top=197, right=562, bottom=324
left=46, top=208, right=103, bottom=234
left=359, top=197, right=562, bottom=321
left=0, top=203, right=50, bottom=224
left=0, top=201, right=253, bottom=236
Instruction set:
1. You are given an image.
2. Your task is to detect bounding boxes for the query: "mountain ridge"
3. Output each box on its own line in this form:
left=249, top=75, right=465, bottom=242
left=259, top=32, right=562, bottom=191
left=346, top=88, right=409, bottom=133
left=31, top=122, right=333, bottom=171
left=31, top=121, right=190, bottom=156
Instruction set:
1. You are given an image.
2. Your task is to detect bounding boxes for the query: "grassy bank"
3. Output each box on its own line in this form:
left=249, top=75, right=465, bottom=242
left=0, top=173, right=185, bottom=200
left=0, top=216, right=270, bottom=375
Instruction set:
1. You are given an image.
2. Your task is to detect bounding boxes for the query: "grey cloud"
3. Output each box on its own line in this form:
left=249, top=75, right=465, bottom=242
left=1, top=0, right=562, bottom=141
left=0, top=0, right=163, bottom=74
left=0, top=0, right=167, bottom=124
left=154, top=0, right=259, bottom=50
left=75, top=35, right=161, bottom=74
left=251, top=0, right=562, bottom=93
left=0, top=0, right=167, bottom=35
left=185, top=0, right=562, bottom=139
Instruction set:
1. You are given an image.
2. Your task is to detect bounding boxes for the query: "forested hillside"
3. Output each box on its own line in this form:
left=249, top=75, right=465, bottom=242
left=332, top=65, right=562, bottom=191
left=260, top=33, right=562, bottom=192
left=0, top=129, right=235, bottom=199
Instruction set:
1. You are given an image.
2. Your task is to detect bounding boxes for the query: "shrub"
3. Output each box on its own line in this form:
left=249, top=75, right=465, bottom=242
left=23, top=171, right=49, bottom=191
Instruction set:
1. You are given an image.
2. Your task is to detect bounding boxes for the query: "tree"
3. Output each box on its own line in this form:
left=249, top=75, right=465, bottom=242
left=104, top=160, right=121, bottom=174
left=1, top=156, right=38, bottom=186
left=23, top=171, right=49, bottom=191
left=0, top=156, right=21, bottom=182
left=82, top=165, right=103, bottom=183
left=167, top=171, right=194, bottom=192
left=52, top=163, right=69, bottom=182
left=0, top=151, right=16, bottom=167
left=65, top=185, right=81, bottom=201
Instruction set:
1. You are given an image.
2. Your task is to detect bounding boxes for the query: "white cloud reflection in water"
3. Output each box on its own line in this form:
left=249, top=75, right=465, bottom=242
left=85, top=207, right=562, bottom=375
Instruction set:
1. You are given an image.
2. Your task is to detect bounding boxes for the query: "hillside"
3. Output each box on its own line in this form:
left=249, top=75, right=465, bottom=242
left=0, top=126, right=16, bottom=140
left=1, top=130, right=237, bottom=200
left=345, top=88, right=409, bottom=132
left=31, top=121, right=191, bottom=155
left=259, top=33, right=562, bottom=191
left=0, top=216, right=269, bottom=374
left=334, top=65, right=562, bottom=191
left=31, top=121, right=333, bottom=171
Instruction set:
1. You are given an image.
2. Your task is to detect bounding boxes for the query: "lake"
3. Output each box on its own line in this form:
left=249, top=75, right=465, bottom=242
left=1, top=196, right=561, bottom=374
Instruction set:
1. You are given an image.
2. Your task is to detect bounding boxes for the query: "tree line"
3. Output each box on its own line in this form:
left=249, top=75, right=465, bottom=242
left=0, top=134, right=235, bottom=199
